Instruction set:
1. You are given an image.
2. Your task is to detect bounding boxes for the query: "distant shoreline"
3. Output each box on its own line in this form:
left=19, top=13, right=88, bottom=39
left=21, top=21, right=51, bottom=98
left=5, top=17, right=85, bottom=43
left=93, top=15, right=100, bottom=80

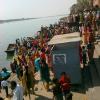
left=0, top=14, right=68, bottom=24
left=0, top=18, right=37, bottom=24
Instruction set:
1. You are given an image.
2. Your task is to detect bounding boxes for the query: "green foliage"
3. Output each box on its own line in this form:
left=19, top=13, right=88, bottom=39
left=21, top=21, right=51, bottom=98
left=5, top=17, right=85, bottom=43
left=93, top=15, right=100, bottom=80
left=70, top=0, right=92, bottom=14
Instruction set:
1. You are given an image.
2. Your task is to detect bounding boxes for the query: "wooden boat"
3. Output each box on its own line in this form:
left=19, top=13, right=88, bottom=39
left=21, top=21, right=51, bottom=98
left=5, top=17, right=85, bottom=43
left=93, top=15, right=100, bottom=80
left=5, top=44, right=16, bottom=54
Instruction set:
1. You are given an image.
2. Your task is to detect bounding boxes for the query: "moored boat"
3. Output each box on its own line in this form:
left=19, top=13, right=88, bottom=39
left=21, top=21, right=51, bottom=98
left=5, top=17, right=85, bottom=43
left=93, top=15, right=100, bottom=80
left=5, top=44, right=16, bottom=54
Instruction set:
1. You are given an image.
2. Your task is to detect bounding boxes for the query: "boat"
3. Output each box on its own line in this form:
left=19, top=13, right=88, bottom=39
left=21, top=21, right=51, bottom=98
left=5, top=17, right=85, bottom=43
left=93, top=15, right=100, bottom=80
left=5, top=44, right=16, bottom=54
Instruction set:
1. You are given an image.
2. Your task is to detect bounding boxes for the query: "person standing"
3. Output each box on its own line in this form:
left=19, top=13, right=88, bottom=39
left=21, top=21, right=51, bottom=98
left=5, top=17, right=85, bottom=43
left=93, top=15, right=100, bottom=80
left=82, top=46, right=87, bottom=67
left=87, top=42, right=95, bottom=62
left=10, top=81, right=24, bottom=100
left=40, top=59, right=51, bottom=91
left=22, top=65, right=35, bottom=100
left=59, top=72, right=71, bottom=100
left=52, top=78, right=63, bottom=100
left=1, top=79, right=9, bottom=97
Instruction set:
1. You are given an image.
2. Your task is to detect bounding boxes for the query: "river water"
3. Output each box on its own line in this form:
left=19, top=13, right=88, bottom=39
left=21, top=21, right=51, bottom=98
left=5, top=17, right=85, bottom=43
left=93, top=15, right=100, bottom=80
left=0, top=16, right=64, bottom=69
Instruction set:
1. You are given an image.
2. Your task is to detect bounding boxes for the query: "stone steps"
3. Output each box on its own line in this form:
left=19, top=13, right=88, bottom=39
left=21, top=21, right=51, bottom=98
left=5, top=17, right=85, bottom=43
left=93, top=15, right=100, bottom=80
left=86, top=60, right=100, bottom=100
left=94, top=45, right=100, bottom=78
left=86, top=87, right=100, bottom=100
left=98, top=42, right=100, bottom=45
left=95, top=44, right=100, bottom=58
left=89, top=62, right=100, bottom=86
left=86, top=42, right=100, bottom=100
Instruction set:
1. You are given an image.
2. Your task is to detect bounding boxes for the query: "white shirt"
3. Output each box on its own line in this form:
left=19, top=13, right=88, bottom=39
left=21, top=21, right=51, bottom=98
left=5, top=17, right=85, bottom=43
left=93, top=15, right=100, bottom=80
left=1, top=80, right=8, bottom=88
left=12, top=84, right=23, bottom=100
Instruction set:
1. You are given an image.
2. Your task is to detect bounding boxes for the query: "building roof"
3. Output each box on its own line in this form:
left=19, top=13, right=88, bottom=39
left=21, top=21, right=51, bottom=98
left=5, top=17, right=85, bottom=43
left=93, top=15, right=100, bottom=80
left=48, top=32, right=81, bottom=45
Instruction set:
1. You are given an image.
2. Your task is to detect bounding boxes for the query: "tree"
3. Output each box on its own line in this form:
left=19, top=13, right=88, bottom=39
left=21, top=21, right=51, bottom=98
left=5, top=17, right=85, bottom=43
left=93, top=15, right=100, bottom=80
left=70, top=0, right=91, bottom=14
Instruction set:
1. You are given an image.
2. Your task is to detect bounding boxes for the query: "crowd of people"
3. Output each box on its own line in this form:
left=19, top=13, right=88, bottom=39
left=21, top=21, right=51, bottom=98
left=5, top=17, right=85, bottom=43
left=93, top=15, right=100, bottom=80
left=0, top=9, right=100, bottom=100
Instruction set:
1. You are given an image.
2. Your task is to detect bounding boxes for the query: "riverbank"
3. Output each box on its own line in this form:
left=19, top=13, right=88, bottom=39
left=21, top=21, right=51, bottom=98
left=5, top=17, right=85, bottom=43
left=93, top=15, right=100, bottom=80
left=0, top=14, right=67, bottom=24
left=0, top=16, right=63, bottom=68
left=0, top=18, right=38, bottom=24
left=0, top=8, right=100, bottom=99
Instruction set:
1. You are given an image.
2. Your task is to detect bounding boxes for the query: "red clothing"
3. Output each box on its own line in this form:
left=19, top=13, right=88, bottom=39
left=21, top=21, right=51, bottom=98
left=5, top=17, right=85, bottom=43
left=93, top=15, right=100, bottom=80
left=40, top=52, right=46, bottom=60
left=59, top=75, right=71, bottom=91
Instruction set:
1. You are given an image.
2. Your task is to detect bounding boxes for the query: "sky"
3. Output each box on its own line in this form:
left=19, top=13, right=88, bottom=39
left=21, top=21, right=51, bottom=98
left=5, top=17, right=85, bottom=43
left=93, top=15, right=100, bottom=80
left=0, top=0, right=76, bottom=19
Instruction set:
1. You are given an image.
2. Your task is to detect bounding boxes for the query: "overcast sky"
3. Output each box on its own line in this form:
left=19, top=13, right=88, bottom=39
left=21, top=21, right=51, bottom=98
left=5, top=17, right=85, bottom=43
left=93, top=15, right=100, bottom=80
left=0, top=0, right=76, bottom=19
